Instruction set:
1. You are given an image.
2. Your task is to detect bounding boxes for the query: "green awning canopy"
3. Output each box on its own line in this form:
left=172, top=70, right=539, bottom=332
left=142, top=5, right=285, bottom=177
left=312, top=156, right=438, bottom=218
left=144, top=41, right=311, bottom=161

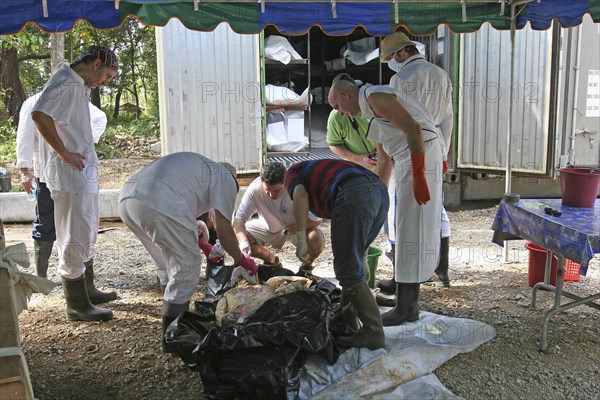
left=2, top=1, right=599, bottom=36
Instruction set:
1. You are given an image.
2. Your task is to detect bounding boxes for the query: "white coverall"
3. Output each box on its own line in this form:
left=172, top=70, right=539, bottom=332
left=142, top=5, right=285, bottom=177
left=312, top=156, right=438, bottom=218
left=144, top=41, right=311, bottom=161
left=17, top=92, right=107, bottom=176
left=358, top=84, right=442, bottom=283
left=118, top=152, right=237, bottom=304
left=31, top=63, right=101, bottom=279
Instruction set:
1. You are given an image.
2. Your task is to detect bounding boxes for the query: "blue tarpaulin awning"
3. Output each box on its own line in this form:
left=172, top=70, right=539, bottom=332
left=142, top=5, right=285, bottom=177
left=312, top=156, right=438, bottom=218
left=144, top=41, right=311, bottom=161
left=1, top=0, right=598, bottom=36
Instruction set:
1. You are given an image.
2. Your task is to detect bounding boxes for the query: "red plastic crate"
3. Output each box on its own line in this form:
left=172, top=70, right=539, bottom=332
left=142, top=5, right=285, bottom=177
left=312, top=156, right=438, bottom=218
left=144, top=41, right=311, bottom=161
left=564, top=259, right=581, bottom=282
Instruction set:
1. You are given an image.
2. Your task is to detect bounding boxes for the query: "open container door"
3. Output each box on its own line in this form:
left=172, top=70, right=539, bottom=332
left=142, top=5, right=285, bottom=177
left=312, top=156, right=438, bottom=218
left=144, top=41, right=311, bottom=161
left=457, top=21, right=559, bottom=177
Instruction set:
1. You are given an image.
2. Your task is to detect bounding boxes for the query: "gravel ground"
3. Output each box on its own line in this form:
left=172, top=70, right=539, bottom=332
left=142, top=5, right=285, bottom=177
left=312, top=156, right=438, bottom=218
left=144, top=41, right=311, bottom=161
left=2, top=153, right=599, bottom=399
left=4, top=203, right=599, bottom=400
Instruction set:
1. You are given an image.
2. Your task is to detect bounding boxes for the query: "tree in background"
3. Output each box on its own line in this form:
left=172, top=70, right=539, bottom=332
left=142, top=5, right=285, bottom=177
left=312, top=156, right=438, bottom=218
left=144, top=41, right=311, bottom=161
left=0, top=17, right=158, bottom=125
left=0, top=28, right=50, bottom=126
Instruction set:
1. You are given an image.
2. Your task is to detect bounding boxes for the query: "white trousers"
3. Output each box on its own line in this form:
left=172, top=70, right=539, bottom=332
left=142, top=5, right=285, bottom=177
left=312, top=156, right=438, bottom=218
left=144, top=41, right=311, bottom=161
left=119, top=198, right=202, bottom=304
left=51, top=191, right=98, bottom=279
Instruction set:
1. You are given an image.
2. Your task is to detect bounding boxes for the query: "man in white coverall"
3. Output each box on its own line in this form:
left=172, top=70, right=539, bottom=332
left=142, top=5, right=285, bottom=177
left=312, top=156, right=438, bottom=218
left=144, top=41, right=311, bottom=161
left=329, top=77, right=442, bottom=326
left=233, top=161, right=324, bottom=271
left=118, top=152, right=258, bottom=353
left=379, top=31, right=453, bottom=290
left=18, top=92, right=116, bottom=304
left=31, top=46, right=119, bottom=322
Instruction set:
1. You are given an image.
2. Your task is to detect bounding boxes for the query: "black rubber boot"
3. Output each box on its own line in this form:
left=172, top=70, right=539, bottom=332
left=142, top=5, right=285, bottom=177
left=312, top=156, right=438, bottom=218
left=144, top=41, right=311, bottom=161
left=62, top=275, right=113, bottom=321
left=335, top=281, right=385, bottom=350
left=34, top=240, right=53, bottom=278
left=375, top=292, right=396, bottom=307
left=376, top=243, right=395, bottom=294
left=84, top=259, right=117, bottom=304
left=423, top=237, right=451, bottom=288
left=161, top=300, right=188, bottom=353
left=381, top=283, right=420, bottom=327
left=340, top=287, right=358, bottom=331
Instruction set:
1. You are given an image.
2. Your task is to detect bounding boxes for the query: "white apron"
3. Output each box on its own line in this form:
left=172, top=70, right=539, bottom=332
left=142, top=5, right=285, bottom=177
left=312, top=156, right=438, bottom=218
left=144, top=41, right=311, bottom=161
left=359, top=85, right=443, bottom=282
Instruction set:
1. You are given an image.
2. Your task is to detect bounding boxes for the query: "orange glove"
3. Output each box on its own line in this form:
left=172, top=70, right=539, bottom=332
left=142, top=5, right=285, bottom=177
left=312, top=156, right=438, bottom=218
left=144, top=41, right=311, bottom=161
left=443, top=160, right=448, bottom=175
left=411, top=153, right=430, bottom=205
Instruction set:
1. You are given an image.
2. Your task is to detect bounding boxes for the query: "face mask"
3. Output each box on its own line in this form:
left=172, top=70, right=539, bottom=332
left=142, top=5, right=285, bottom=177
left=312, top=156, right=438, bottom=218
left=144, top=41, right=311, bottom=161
left=388, top=58, right=401, bottom=73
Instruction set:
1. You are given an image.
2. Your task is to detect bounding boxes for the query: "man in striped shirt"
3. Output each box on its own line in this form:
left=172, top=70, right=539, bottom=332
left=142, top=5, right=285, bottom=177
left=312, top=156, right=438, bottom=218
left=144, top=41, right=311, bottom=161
left=284, top=159, right=389, bottom=350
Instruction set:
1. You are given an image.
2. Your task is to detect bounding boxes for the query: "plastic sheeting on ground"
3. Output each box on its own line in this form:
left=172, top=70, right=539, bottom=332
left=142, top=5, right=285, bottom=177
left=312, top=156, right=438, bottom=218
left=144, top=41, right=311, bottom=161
left=168, top=268, right=495, bottom=399
left=301, top=311, right=496, bottom=399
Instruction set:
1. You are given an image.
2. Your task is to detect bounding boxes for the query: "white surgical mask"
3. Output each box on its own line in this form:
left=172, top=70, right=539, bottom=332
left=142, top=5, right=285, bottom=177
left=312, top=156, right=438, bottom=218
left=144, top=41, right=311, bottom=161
left=388, top=58, right=401, bottom=73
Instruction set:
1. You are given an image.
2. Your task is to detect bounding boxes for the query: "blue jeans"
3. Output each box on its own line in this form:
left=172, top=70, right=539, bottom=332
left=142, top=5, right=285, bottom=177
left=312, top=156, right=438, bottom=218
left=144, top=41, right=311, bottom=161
left=32, top=181, right=56, bottom=242
left=331, top=176, right=389, bottom=287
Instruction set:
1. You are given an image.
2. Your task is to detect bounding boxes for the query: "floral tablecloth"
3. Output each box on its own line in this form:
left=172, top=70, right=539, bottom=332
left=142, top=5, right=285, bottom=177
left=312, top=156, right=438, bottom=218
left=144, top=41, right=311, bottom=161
left=492, top=199, right=600, bottom=275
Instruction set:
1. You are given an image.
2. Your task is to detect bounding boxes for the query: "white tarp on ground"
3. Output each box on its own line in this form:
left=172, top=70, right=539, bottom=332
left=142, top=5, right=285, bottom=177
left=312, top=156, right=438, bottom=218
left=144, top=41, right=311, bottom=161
left=299, top=311, right=496, bottom=399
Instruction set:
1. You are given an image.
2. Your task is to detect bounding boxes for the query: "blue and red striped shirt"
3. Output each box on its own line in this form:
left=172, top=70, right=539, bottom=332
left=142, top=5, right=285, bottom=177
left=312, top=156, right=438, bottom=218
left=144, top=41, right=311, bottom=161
left=284, top=159, right=377, bottom=219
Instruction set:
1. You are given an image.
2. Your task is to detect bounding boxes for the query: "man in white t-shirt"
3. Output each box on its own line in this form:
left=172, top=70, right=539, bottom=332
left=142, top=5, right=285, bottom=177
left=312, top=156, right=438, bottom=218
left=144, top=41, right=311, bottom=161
left=233, top=161, right=324, bottom=271
left=31, top=46, right=119, bottom=322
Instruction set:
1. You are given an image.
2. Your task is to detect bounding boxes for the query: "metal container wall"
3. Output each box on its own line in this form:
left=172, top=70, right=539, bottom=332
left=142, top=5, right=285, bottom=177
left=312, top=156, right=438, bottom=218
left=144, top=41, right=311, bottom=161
left=156, top=20, right=262, bottom=173
left=458, top=22, right=553, bottom=174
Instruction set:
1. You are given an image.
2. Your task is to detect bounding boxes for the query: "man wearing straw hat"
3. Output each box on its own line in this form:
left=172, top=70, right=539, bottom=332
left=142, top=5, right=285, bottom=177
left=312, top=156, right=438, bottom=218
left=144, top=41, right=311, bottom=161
left=380, top=31, right=454, bottom=290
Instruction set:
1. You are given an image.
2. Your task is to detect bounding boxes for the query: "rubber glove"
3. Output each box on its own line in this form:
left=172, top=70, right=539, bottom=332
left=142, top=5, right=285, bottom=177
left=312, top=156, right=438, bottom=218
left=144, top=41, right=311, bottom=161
left=199, top=239, right=222, bottom=263
left=239, top=241, right=252, bottom=256
left=20, top=169, right=35, bottom=194
left=231, top=266, right=258, bottom=285
left=295, top=231, right=310, bottom=264
left=443, top=160, right=448, bottom=175
left=208, top=239, right=225, bottom=261
left=235, top=254, right=258, bottom=275
left=411, top=153, right=430, bottom=205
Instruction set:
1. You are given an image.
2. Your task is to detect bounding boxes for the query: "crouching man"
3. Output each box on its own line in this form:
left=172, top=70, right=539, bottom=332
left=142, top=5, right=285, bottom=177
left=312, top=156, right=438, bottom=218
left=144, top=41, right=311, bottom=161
left=233, top=161, right=324, bottom=272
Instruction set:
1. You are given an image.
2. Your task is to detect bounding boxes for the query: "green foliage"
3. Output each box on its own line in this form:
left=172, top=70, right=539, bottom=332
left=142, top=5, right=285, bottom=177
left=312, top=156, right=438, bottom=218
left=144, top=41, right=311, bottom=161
left=115, top=116, right=160, bottom=138
left=0, top=117, right=16, bottom=164
left=0, top=28, right=48, bottom=53
left=95, top=117, right=160, bottom=159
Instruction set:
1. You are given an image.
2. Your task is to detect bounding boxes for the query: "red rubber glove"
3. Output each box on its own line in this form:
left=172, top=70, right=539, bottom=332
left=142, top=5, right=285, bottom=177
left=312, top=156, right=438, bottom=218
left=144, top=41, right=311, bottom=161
left=443, top=160, right=448, bottom=175
left=199, top=239, right=221, bottom=262
left=235, top=254, right=258, bottom=275
left=411, top=153, right=430, bottom=205
left=198, top=239, right=213, bottom=257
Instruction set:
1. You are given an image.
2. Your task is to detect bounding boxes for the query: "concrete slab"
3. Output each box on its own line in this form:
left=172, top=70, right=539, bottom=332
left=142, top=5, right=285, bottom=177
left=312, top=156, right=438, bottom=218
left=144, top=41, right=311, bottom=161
left=0, top=187, right=248, bottom=223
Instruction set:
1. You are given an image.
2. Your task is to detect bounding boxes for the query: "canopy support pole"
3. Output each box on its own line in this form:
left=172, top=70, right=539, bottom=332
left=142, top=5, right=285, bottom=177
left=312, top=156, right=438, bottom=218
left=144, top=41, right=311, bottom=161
left=503, top=2, right=517, bottom=263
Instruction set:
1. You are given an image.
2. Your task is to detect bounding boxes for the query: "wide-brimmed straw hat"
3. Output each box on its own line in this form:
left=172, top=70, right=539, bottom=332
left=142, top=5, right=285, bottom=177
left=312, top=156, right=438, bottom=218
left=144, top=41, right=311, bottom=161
left=379, top=32, right=415, bottom=63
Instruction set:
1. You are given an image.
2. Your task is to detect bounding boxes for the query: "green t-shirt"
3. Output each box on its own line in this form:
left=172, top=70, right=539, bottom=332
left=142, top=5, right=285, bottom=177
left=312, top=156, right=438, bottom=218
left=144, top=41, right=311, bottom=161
left=326, top=110, right=377, bottom=155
